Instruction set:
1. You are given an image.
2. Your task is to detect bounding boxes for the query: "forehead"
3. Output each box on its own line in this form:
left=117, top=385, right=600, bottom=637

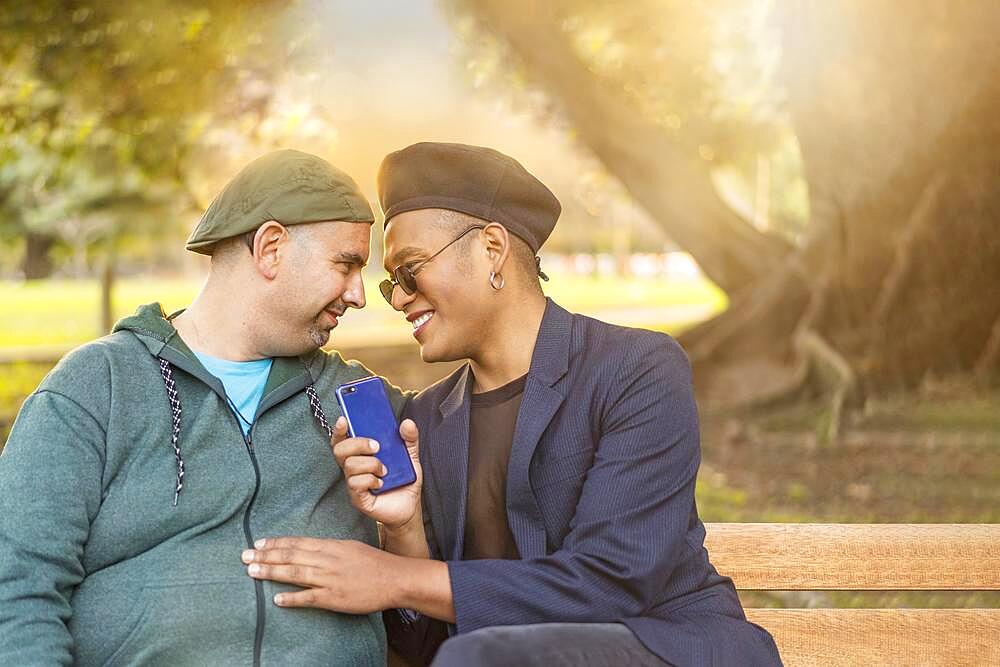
left=308, top=221, right=372, bottom=259
left=382, top=209, right=454, bottom=268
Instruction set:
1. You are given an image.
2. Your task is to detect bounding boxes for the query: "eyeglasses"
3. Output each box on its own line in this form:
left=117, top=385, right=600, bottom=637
left=379, top=225, right=485, bottom=304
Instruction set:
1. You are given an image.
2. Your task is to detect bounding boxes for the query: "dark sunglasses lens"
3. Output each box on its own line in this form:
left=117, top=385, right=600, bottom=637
left=396, top=266, right=417, bottom=295
left=379, top=279, right=395, bottom=304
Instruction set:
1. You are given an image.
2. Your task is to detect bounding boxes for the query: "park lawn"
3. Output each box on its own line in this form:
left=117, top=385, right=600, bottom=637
left=1, top=274, right=727, bottom=348
left=542, top=274, right=726, bottom=310
left=0, top=279, right=202, bottom=348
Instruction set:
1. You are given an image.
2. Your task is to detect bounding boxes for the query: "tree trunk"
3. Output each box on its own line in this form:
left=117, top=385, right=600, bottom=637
left=686, top=0, right=1000, bottom=405
left=22, top=232, right=55, bottom=281
left=459, top=0, right=792, bottom=296
left=773, top=0, right=1000, bottom=393
left=460, top=0, right=1000, bottom=407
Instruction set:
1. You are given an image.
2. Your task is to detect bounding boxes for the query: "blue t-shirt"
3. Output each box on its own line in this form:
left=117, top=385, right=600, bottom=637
left=193, top=351, right=273, bottom=435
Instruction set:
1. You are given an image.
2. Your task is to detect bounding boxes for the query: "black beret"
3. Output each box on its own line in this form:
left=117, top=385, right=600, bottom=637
left=376, top=142, right=561, bottom=254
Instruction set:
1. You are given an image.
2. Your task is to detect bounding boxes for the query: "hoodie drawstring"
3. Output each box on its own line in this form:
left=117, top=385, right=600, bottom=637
left=305, top=385, right=333, bottom=438
left=156, top=360, right=334, bottom=506
left=158, top=359, right=185, bottom=506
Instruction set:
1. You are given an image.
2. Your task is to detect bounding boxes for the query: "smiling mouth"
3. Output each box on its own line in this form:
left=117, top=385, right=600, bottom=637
left=409, top=311, right=434, bottom=337
left=324, top=309, right=345, bottom=327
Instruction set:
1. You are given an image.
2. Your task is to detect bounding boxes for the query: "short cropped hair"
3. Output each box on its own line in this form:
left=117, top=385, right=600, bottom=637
left=437, top=210, right=541, bottom=292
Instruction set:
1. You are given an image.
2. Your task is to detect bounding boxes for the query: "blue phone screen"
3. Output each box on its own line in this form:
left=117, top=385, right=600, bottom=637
left=335, top=377, right=416, bottom=493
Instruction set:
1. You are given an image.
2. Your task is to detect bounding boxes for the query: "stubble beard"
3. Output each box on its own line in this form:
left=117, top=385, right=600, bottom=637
left=308, top=323, right=331, bottom=349
left=308, top=300, right=345, bottom=350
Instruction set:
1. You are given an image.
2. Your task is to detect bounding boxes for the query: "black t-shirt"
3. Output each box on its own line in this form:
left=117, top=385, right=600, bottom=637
left=462, top=373, right=527, bottom=560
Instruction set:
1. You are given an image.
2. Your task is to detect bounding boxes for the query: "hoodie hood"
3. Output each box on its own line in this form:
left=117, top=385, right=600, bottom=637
left=113, top=302, right=317, bottom=396
left=112, top=302, right=192, bottom=360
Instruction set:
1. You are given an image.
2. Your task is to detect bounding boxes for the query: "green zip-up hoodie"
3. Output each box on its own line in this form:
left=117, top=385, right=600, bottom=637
left=0, top=303, right=408, bottom=666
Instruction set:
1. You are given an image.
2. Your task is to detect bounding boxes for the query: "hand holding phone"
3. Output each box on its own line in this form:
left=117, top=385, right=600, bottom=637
left=334, top=377, right=421, bottom=528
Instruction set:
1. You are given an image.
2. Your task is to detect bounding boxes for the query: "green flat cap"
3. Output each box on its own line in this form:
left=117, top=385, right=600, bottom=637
left=186, top=149, right=374, bottom=255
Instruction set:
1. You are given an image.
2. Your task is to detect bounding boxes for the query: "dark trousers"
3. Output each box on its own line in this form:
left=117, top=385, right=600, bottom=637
left=429, top=623, right=669, bottom=667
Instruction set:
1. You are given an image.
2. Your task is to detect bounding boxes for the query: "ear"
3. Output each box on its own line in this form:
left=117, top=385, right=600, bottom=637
left=252, top=221, right=289, bottom=280
left=481, top=223, right=511, bottom=273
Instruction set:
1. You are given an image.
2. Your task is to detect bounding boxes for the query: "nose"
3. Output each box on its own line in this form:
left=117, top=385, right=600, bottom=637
left=344, top=271, right=366, bottom=310
left=390, top=283, right=416, bottom=312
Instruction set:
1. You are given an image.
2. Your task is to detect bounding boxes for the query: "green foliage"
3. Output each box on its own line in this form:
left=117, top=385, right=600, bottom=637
left=0, top=0, right=292, bottom=272
left=448, top=0, right=784, bottom=153
left=559, top=0, right=785, bottom=161
left=445, top=0, right=808, bottom=239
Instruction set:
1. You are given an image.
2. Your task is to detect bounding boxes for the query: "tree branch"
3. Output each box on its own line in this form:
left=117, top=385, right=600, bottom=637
left=462, top=0, right=792, bottom=294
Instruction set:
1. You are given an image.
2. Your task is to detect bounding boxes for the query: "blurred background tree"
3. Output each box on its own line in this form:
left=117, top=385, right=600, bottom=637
left=2, top=0, right=999, bottom=417
left=2, top=0, right=998, bottom=538
left=0, top=0, right=298, bottom=327
left=447, top=0, right=1000, bottom=425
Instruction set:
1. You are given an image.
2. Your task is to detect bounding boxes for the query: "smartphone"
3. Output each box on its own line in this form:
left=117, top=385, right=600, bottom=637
left=335, top=376, right=416, bottom=494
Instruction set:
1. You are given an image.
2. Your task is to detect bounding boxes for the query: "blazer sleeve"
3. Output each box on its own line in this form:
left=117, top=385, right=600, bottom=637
left=446, top=334, right=702, bottom=632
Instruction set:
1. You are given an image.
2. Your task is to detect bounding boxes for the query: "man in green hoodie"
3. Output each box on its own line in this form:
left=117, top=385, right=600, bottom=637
left=0, top=150, right=409, bottom=666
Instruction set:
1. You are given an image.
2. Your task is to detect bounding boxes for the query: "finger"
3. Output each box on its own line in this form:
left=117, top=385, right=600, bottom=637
left=399, top=419, right=419, bottom=459
left=273, top=589, right=323, bottom=609
left=246, top=562, right=323, bottom=587
left=252, top=536, right=336, bottom=552
left=242, top=545, right=331, bottom=568
left=331, top=416, right=349, bottom=448
left=347, top=473, right=383, bottom=493
left=343, top=455, right=386, bottom=478
left=333, top=437, right=381, bottom=468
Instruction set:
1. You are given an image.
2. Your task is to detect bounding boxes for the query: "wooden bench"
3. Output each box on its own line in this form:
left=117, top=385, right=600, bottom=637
left=705, top=523, right=1000, bottom=666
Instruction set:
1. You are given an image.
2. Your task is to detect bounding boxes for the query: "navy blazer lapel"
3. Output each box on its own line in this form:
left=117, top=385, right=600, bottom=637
left=506, top=299, right=572, bottom=557
left=428, top=364, right=474, bottom=561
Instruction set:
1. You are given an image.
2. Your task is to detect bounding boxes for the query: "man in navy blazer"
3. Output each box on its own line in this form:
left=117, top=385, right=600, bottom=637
left=242, top=143, right=782, bottom=666
left=395, top=297, right=782, bottom=667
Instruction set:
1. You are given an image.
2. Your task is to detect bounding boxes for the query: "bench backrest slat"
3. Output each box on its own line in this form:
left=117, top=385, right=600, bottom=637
left=704, top=523, right=1000, bottom=590
left=745, top=608, right=1000, bottom=667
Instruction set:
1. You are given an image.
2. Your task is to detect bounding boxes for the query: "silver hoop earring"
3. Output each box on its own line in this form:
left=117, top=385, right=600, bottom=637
left=489, top=271, right=505, bottom=290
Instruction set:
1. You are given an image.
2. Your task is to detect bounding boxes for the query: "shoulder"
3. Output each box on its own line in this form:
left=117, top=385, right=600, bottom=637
left=306, top=348, right=414, bottom=415
left=22, top=331, right=145, bottom=429
left=569, top=312, right=690, bottom=378
left=37, top=331, right=144, bottom=395
left=307, top=348, right=377, bottom=383
left=406, top=364, right=468, bottom=419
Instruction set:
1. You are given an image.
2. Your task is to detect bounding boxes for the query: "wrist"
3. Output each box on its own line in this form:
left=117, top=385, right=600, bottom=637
left=391, top=555, right=438, bottom=610
left=382, top=507, right=423, bottom=538
left=385, top=552, right=418, bottom=609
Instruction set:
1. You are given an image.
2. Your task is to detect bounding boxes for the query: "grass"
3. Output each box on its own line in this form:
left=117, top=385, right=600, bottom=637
left=859, top=394, right=1000, bottom=432
left=543, top=274, right=726, bottom=310
left=1, top=273, right=726, bottom=349
left=756, top=391, right=1000, bottom=434
left=0, top=271, right=725, bottom=443
left=0, top=279, right=201, bottom=348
